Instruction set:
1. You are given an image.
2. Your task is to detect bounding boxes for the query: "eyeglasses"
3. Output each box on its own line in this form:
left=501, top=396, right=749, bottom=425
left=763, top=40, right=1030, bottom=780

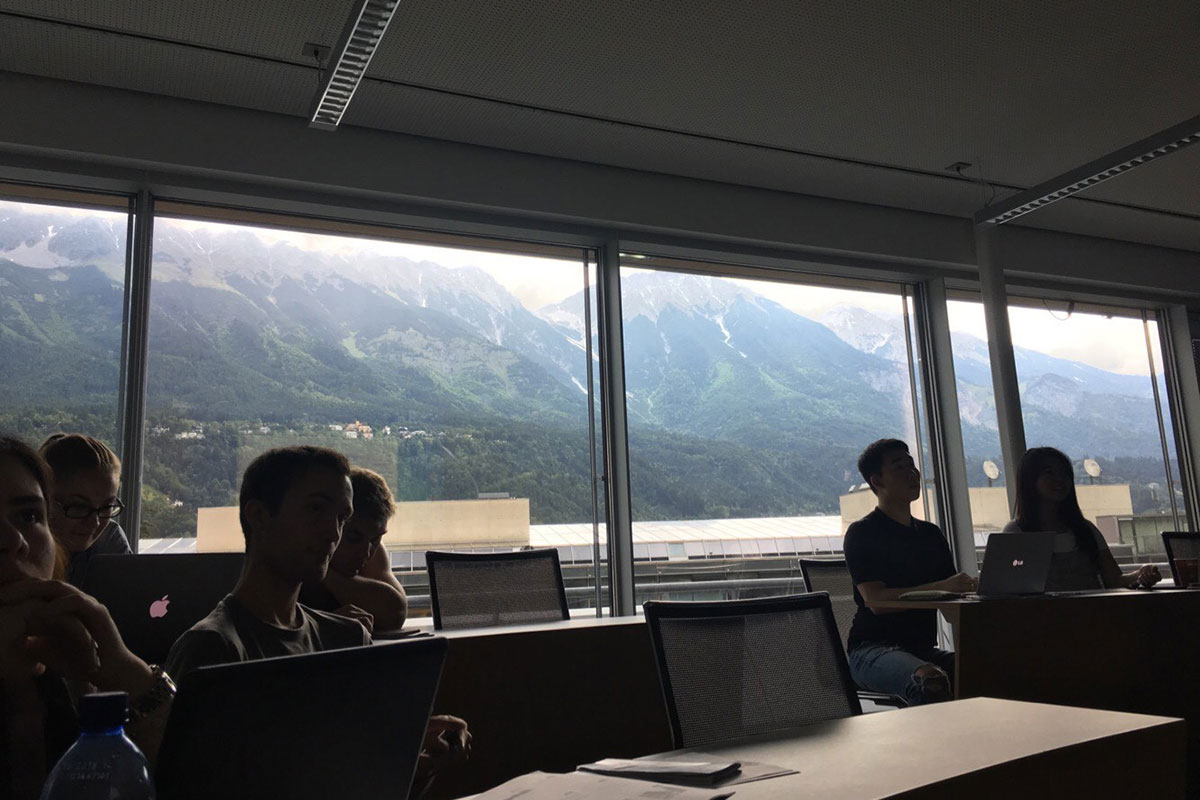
left=57, top=498, right=125, bottom=520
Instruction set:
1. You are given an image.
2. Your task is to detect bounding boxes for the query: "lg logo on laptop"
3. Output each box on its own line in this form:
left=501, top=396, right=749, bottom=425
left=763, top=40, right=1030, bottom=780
left=1012, top=559, right=1024, bottom=567
left=149, top=594, right=170, bottom=618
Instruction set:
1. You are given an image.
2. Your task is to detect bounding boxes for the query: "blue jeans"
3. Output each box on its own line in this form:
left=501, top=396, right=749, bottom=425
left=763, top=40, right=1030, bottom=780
left=848, top=643, right=955, bottom=706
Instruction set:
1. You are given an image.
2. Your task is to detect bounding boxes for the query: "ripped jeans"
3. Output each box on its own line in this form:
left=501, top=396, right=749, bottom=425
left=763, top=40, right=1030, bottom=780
left=848, top=643, right=955, bottom=706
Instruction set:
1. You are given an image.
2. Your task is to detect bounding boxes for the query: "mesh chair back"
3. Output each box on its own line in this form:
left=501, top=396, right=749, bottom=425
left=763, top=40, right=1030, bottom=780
left=798, top=559, right=857, bottom=650
left=426, top=549, right=569, bottom=631
left=1162, top=532, right=1200, bottom=586
left=643, top=593, right=862, bottom=749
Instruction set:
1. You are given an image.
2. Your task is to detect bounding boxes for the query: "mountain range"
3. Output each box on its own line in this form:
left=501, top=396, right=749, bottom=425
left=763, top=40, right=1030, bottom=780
left=0, top=207, right=1172, bottom=526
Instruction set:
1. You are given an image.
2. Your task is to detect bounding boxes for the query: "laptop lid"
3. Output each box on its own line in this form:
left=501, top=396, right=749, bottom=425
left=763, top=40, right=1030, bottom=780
left=80, top=552, right=244, bottom=664
left=977, top=532, right=1056, bottom=597
left=156, top=638, right=447, bottom=800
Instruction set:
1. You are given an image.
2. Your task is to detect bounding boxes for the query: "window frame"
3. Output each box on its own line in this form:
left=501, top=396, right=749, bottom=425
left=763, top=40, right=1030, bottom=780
left=4, top=172, right=1197, bottom=615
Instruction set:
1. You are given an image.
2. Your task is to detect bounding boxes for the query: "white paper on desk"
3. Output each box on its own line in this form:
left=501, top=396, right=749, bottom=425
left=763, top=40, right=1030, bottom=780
left=578, top=757, right=741, bottom=784
left=635, top=752, right=797, bottom=786
left=470, top=770, right=736, bottom=800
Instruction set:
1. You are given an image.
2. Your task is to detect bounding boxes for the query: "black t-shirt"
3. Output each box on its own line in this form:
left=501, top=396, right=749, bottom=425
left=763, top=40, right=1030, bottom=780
left=843, top=508, right=956, bottom=652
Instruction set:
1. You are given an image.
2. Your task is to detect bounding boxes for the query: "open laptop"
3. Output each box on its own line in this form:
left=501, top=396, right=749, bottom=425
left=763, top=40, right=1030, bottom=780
left=976, top=532, right=1056, bottom=597
left=156, top=637, right=447, bottom=800
left=80, top=552, right=244, bottom=663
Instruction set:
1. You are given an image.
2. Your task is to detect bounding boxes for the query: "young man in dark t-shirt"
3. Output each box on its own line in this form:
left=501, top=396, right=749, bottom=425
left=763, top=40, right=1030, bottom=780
left=166, top=446, right=470, bottom=786
left=843, top=439, right=977, bottom=705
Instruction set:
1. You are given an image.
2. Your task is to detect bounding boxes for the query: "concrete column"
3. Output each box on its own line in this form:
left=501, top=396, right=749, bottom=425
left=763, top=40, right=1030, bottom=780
left=976, top=223, right=1026, bottom=512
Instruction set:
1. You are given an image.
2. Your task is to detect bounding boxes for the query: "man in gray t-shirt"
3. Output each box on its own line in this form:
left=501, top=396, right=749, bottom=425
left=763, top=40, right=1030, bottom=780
left=165, top=445, right=371, bottom=681
left=165, top=593, right=369, bottom=680
left=164, top=445, right=471, bottom=791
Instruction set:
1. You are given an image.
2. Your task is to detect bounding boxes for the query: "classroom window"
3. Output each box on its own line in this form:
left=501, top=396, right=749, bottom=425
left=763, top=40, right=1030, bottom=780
left=140, top=209, right=606, bottom=616
left=618, top=258, right=933, bottom=605
left=1009, top=300, right=1188, bottom=563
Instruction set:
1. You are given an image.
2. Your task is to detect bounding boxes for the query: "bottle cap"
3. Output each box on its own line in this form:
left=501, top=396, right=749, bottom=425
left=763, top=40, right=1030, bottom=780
left=78, top=691, right=129, bottom=732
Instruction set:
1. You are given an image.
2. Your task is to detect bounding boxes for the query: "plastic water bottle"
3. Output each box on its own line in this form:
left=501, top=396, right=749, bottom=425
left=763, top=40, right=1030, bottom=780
left=40, top=691, right=155, bottom=799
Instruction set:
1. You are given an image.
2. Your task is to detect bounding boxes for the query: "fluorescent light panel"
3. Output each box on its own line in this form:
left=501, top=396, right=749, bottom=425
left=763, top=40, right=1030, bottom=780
left=309, top=0, right=400, bottom=130
left=976, top=115, right=1200, bottom=226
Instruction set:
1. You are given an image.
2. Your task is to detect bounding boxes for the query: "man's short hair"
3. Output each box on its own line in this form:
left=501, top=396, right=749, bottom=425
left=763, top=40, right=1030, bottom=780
left=350, top=467, right=396, bottom=523
left=857, top=438, right=910, bottom=494
left=39, top=433, right=121, bottom=481
left=238, top=446, right=351, bottom=541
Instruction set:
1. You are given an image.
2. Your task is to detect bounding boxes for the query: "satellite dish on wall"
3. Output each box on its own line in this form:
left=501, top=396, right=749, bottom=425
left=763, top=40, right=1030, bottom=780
left=982, top=460, right=1000, bottom=481
left=1083, top=458, right=1102, bottom=478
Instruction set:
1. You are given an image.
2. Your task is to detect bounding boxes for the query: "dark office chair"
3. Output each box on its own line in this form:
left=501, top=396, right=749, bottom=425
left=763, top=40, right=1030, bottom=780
left=798, top=559, right=907, bottom=709
left=426, top=548, right=570, bottom=631
left=1161, top=532, right=1200, bottom=586
left=642, top=593, right=862, bottom=749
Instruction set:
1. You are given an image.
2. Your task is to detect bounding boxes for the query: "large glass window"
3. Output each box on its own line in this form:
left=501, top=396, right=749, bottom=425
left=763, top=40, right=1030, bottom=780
left=1009, top=300, right=1187, bottom=565
left=142, top=210, right=605, bottom=617
left=947, top=296, right=1188, bottom=570
left=619, top=259, right=932, bottom=604
left=0, top=192, right=128, bottom=459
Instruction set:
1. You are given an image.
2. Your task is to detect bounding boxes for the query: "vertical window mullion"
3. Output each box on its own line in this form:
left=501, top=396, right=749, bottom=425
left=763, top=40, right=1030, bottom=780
left=595, top=240, right=635, bottom=615
left=581, top=249, right=605, bottom=616
left=913, top=279, right=977, bottom=573
left=901, top=286, right=933, bottom=525
left=1158, top=306, right=1200, bottom=532
left=116, top=190, right=154, bottom=552
left=1143, top=310, right=1181, bottom=530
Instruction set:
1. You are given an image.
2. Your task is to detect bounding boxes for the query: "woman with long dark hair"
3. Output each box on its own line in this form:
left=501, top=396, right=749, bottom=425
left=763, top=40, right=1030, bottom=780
left=1003, top=447, right=1160, bottom=590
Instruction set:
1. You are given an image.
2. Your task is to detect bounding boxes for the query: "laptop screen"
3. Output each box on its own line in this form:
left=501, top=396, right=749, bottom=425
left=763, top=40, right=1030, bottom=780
left=81, top=553, right=245, bottom=664
left=156, top=638, right=446, bottom=800
left=977, top=532, right=1057, bottom=597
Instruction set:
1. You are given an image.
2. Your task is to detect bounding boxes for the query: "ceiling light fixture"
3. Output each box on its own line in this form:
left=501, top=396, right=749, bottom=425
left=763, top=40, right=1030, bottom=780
left=308, top=0, right=400, bottom=130
left=976, top=114, right=1200, bottom=225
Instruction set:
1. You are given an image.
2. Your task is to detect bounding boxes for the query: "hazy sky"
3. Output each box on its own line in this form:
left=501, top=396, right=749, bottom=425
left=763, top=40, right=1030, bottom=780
left=20, top=203, right=1156, bottom=377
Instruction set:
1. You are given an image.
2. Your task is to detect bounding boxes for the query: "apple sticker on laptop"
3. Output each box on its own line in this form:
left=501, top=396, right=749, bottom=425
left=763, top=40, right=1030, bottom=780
left=150, top=595, right=170, bottom=618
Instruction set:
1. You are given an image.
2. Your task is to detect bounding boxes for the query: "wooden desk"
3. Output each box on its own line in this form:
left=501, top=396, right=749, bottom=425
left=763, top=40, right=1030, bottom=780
left=657, top=697, right=1184, bottom=799
left=873, top=590, right=1200, bottom=795
left=427, top=616, right=673, bottom=799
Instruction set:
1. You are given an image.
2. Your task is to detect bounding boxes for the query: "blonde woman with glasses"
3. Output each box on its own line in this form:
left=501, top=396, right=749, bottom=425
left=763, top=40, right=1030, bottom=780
left=39, top=434, right=131, bottom=586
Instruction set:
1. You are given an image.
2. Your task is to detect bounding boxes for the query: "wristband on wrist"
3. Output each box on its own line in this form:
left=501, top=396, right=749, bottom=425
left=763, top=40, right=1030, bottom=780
left=128, top=664, right=176, bottom=722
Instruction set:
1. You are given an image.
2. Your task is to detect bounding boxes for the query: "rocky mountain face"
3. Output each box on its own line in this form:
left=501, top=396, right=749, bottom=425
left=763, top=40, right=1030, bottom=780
left=818, top=303, right=1163, bottom=461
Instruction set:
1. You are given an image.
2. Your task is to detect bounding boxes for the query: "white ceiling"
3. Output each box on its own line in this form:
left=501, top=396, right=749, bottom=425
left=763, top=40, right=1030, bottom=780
left=1, top=0, right=1197, bottom=249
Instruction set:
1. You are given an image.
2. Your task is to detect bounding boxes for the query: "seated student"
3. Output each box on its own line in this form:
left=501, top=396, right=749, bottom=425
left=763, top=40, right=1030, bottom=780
left=0, top=437, right=173, bottom=800
left=300, top=467, right=408, bottom=632
left=1002, top=446, right=1160, bottom=590
left=39, top=434, right=131, bottom=586
left=843, top=438, right=977, bottom=705
left=165, top=446, right=469, bottom=786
